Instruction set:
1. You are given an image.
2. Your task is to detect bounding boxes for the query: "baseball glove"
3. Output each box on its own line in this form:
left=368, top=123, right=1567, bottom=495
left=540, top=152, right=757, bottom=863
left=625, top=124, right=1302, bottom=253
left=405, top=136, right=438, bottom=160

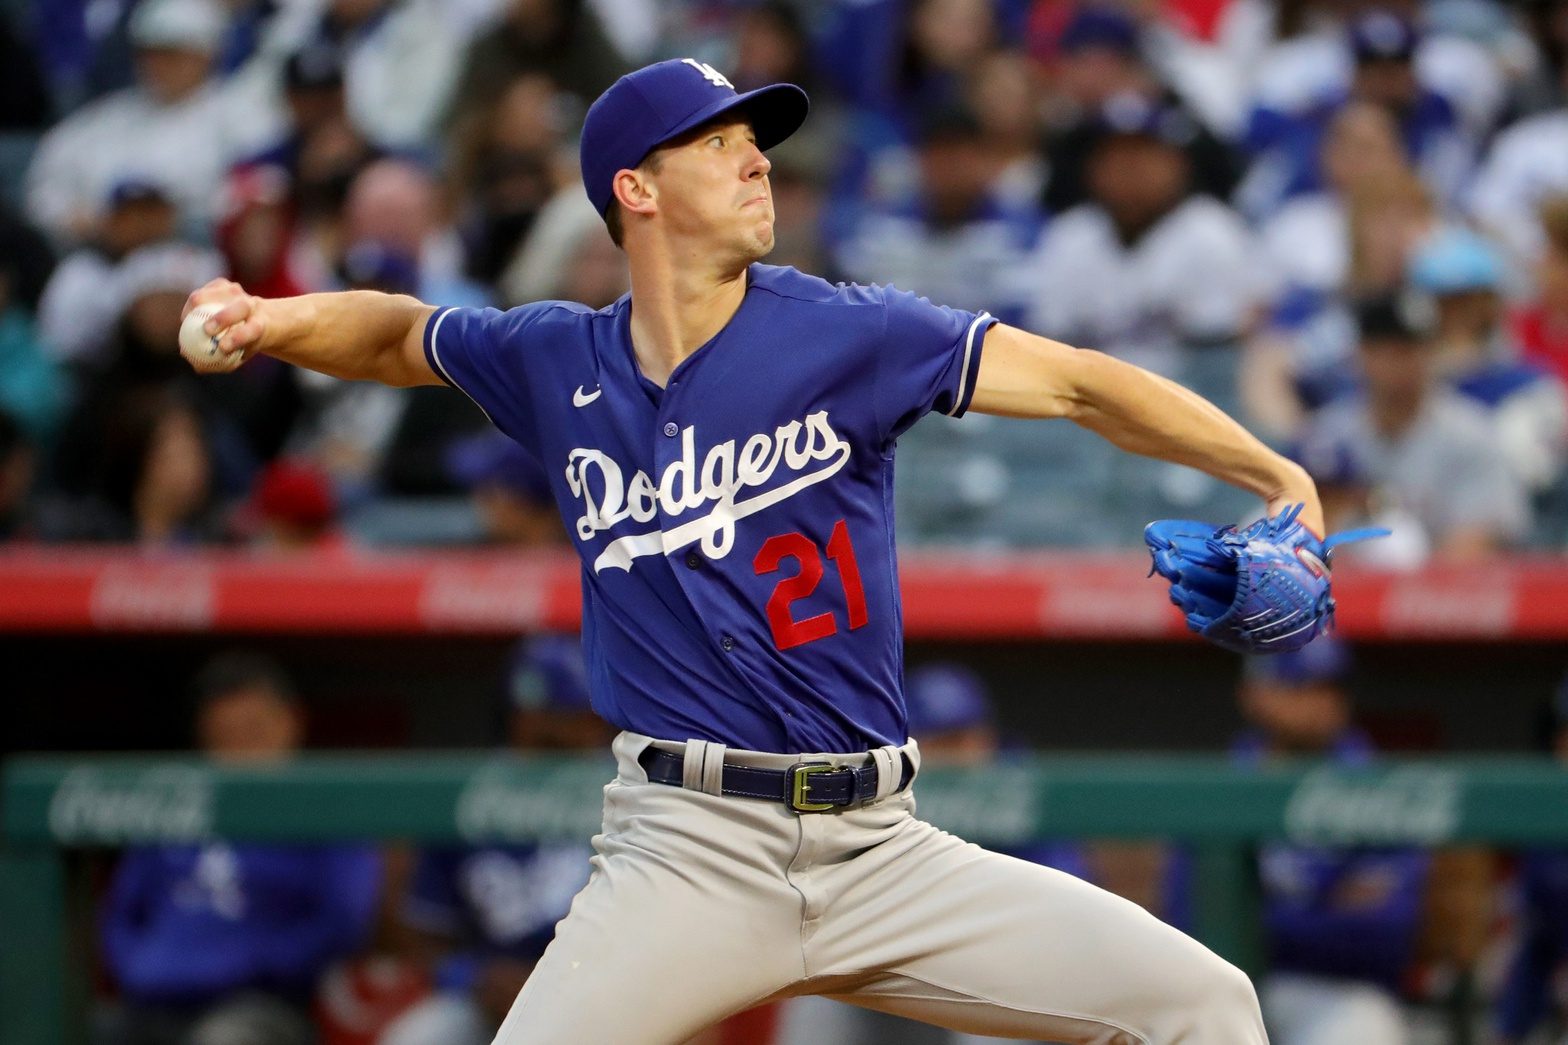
left=1143, top=503, right=1385, bottom=654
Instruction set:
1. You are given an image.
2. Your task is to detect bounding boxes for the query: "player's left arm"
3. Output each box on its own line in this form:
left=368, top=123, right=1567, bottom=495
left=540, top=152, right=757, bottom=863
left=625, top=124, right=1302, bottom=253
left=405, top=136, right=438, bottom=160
left=969, top=323, right=1323, bottom=535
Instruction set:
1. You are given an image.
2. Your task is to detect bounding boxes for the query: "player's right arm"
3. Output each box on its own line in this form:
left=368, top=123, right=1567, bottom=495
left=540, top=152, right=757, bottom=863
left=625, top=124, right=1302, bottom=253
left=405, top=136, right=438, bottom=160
left=183, top=279, right=443, bottom=387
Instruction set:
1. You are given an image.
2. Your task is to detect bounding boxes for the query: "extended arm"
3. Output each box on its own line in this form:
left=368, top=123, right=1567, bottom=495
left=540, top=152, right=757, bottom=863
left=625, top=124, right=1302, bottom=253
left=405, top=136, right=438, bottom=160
left=182, top=279, right=443, bottom=388
left=971, top=324, right=1323, bottom=535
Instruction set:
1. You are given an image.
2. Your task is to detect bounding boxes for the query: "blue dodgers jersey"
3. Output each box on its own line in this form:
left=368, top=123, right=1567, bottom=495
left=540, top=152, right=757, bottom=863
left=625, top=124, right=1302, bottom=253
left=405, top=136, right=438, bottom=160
left=425, top=263, right=992, bottom=752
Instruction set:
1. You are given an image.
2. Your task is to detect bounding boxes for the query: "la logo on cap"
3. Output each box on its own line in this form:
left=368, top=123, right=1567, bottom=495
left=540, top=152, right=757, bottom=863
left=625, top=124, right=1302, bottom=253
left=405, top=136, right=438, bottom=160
left=681, top=58, right=734, bottom=90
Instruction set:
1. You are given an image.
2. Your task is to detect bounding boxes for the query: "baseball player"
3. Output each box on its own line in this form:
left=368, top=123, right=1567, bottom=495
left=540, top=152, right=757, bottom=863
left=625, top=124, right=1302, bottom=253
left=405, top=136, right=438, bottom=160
left=183, top=58, right=1321, bottom=1043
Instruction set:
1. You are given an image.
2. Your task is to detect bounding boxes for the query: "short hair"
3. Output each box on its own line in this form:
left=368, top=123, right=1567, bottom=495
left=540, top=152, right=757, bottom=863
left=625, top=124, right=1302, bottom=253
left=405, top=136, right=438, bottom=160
left=192, top=651, right=298, bottom=708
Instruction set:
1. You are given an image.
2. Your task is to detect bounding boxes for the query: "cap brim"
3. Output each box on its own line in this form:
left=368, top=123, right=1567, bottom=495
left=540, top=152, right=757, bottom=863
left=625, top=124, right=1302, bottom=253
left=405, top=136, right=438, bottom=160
left=660, top=82, right=810, bottom=156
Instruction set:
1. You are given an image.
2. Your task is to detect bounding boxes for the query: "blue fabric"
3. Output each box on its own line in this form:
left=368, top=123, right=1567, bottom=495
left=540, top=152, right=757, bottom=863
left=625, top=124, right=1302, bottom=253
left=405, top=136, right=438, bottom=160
left=1233, top=732, right=1429, bottom=989
left=100, top=843, right=382, bottom=1006
left=403, top=844, right=593, bottom=966
left=1496, top=851, right=1568, bottom=1039
left=1453, top=361, right=1554, bottom=409
left=1244, top=89, right=1459, bottom=205
left=424, top=263, right=992, bottom=753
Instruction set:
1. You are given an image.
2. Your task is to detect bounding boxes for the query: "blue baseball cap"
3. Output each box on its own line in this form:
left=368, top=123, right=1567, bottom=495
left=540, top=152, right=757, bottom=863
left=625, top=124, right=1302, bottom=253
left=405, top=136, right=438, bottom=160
left=1408, top=228, right=1504, bottom=294
left=1245, top=635, right=1353, bottom=687
left=508, top=634, right=593, bottom=712
left=1060, top=6, right=1140, bottom=55
left=579, top=58, right=809, bottom=215
left=905, top=663, right=994, bottom=734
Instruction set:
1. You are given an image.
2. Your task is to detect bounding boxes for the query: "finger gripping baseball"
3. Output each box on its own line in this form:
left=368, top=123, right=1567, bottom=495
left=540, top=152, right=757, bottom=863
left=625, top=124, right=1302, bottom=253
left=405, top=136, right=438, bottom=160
left=1143, top=504, right=1388, bottom=654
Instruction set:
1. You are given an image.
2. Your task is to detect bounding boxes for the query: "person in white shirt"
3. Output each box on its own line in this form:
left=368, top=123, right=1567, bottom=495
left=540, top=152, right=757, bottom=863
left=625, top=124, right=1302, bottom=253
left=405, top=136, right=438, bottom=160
left=23, top=0, right=281, bottom=248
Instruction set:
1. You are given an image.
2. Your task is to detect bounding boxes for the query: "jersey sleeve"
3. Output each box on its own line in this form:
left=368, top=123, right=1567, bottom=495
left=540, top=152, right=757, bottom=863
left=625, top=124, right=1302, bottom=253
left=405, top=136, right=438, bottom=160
left=873, top=285, right=995, bottom=443
left=422, top=303, right=552, bottom=453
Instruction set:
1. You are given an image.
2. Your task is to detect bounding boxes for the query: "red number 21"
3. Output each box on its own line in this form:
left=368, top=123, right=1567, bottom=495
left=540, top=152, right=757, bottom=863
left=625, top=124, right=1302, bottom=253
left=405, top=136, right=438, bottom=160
left=753, top=519, right=869, bottom=650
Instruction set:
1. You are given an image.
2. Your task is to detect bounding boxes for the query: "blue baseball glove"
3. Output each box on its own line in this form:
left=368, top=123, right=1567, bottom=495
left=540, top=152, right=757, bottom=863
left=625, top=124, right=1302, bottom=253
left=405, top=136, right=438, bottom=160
left=1143, top=504, right=1385, bottom=654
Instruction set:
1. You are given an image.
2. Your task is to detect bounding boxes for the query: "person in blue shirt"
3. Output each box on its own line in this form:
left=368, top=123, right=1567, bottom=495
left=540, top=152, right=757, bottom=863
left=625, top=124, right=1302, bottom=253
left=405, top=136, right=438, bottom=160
left=380, top=634, right=612, bottom=1045
left=96, top=652, right=382, bottom=1045
left=1235, top=637, right=1430, bottom=1045
left=182, top=56, right=1319, bottom=1044
left=1495, top=675, right=1568, bottom=1044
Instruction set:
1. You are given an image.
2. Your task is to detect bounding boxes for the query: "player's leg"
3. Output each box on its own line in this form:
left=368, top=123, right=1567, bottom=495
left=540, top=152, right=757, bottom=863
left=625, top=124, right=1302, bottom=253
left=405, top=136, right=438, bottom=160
left=808, top=800, right=1267, bottom=1044
left=490, top=735, right=806, bottom=1045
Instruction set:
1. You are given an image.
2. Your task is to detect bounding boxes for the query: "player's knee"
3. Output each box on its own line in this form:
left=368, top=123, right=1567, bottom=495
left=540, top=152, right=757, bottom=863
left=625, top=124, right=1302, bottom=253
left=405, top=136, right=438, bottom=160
left=1196, top=956, right=1263, bottom=1026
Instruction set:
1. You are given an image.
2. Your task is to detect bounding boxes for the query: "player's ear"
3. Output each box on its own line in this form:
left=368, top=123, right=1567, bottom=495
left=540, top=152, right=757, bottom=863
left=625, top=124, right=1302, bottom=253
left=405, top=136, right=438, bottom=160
left=613, top=168, right=657, bottom=218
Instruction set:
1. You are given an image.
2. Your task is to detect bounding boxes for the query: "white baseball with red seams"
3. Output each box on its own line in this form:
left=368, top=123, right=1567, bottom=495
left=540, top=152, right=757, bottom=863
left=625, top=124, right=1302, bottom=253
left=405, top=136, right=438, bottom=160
left=178, top=304, right=244, bottom=373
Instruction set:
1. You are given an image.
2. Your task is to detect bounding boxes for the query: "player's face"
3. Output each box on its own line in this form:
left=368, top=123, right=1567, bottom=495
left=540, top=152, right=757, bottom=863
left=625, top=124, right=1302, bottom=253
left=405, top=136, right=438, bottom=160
left=648, top=118, right=776, bottom=266
left=198, top=688, right=303, bottom=763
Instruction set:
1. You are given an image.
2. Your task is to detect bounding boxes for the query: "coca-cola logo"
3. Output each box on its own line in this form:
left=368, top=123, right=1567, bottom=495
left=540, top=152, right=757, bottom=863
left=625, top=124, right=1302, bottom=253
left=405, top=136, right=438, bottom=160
left=454, top=762, right=606, bottom=842
left=910, top=764, right=1040, bottom=844
left=48, top=766, right=214, bottom=843
left=90, top=565, right=215, bottom=629
left=1381, top=583, right=1515, bottom=636
left=1284, top=766, right=1461, bottom=845
left=420, top=566, right=547, bottom=629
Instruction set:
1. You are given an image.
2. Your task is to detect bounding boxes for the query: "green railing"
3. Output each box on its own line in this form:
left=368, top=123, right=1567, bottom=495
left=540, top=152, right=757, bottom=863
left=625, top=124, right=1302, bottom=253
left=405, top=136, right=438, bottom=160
left=5, top=753, right=1568, bottom=1043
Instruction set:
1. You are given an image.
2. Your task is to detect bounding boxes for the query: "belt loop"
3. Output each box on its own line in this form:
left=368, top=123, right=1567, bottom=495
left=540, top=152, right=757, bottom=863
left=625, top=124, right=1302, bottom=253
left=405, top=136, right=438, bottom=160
left=870, top=745, right=901, bottom=801
left=681, top=739, right=706, bottom=792
left=681, top=740, right=726, bottom=796
left=701, top=743, right=727, bottom=796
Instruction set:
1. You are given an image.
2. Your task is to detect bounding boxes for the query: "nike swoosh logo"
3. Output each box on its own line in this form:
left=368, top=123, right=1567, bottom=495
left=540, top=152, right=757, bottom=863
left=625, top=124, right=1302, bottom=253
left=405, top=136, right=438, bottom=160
left=573, top=385, right=602, bottom=407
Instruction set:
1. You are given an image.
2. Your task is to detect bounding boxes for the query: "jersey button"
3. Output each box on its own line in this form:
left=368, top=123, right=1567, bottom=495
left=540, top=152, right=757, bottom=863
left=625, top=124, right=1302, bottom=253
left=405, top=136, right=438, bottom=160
left=720, top=635, right=735, bottom=652
left=685, top=552, right=701, bottom=570
left=663, top=421, right=679, bottom=437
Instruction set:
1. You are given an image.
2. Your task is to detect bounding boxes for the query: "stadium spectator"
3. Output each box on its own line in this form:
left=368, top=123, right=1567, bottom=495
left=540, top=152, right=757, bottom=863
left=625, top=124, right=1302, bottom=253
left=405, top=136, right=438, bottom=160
left=37, top=178, right=182, bottom=367
left=833, top=105, right=1045, bottom=327
left=43, top=385, right=221, bottom=545
left=1513, top=197, right=1568, bottom=387
left=96, top=652, right=382, bottom=1045
left=447, top=0, right=629, bottom=117
left=1025, top=95, right=1265, bottom=386
left=1294, top=294, right=1531, bottom=561
left=444, top=431, right=565, bottom=548
left=288, top=0, right=469, bottom=152
left=1407, top=227, right=1568, bottom=498
left=1243, top=101, right=1418, bottom=436
left=968, top=49, right=1046, bottom=208
left=1039, top=5, right=1239, bottom=216
left=23, top=0, right=279, bottom=247
left=1493, top=674, right=1568, bottom=1044
left=338, top=158, right=490, bottom=308
left=378, top=635, right=609, bottom=1045
left=1235, top=638, right=1429, bottom=1045
left=238, top=457, right=344, bottom=551
left=444, top=72, right=566, bottom=285
left=1238, top=9, right=1473, bottom=220
left=239, top=41, right=380, bottom=229
left=1467, top=42, right=1568, bottom=271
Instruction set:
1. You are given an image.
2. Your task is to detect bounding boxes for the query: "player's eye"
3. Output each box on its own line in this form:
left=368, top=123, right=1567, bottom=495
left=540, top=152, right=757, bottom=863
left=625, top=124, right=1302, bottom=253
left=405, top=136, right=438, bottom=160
left=708, top=134, right=725, bottom=148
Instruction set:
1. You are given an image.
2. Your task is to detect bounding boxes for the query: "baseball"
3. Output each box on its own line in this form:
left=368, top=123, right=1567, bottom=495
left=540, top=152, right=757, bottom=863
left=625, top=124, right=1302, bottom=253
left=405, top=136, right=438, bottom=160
left=178, top=304, right=244, bottom=373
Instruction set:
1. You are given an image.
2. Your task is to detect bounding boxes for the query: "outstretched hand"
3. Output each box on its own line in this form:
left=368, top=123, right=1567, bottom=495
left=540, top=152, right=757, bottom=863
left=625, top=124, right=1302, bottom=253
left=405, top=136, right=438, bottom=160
left=181, top=278, right=267, bottom=362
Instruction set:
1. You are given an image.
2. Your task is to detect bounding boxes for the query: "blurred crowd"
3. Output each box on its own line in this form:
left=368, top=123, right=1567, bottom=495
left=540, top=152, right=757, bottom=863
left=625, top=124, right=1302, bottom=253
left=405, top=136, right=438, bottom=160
left=0, top=0, right=1566, bottom=561
left=90, top=641, right=1568, bottom=1044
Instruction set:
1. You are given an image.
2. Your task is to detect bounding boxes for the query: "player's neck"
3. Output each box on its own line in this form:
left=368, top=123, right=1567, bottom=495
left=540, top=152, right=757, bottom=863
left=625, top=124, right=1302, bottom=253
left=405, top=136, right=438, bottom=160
left=624, top=245, right=750, bottom=387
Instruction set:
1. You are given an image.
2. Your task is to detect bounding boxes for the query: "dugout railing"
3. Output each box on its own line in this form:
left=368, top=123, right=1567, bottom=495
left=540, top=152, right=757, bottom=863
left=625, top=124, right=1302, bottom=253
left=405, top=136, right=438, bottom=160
left=5, top=754, right=1568, bottom=1042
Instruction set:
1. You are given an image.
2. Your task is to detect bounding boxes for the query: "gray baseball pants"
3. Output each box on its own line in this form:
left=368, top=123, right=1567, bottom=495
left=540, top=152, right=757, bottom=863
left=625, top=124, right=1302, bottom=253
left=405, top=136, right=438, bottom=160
left=492, top=731, right=1268, bottom=1044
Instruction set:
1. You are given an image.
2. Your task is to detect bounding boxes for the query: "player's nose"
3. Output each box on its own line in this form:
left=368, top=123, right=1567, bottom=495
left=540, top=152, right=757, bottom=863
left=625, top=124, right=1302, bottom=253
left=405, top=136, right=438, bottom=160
left=742, top=142, right=770, bottom=181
